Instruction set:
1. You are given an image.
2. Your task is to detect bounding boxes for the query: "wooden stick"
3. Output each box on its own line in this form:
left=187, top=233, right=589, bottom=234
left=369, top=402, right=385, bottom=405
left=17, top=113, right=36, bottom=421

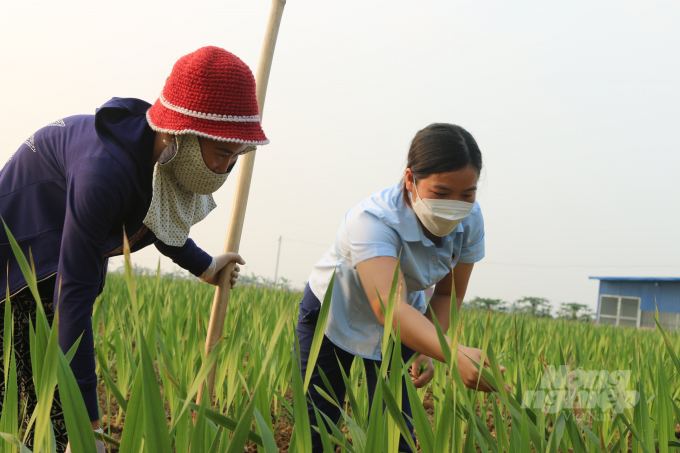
left=197, top=0, right=286, bottom=406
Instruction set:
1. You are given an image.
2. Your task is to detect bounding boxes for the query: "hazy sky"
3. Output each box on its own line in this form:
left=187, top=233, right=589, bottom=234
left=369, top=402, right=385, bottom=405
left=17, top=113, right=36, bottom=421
left=1, top=0, right=678, bottom=313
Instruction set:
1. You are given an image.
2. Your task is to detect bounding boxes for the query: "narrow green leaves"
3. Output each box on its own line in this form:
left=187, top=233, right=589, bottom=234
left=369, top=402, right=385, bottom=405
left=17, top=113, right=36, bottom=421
left=224, top=391, right=257, bottom=453
left=55, top=350, right=97, bottom=453
left=303, top=273, right=334, bottom=393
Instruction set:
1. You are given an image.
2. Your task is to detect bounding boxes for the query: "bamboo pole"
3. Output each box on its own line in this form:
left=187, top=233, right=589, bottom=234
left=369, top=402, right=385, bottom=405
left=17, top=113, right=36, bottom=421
left=197, top=0, right=286, bottom=406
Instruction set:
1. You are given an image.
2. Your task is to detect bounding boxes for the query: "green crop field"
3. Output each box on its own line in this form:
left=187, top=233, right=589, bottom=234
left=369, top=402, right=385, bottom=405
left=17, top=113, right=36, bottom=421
left=1, top=229, right=680, bottom=453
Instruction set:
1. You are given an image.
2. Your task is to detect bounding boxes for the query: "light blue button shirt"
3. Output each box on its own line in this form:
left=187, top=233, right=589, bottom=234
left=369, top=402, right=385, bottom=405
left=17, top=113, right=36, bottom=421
left=308, top=183, right=485, bottom=360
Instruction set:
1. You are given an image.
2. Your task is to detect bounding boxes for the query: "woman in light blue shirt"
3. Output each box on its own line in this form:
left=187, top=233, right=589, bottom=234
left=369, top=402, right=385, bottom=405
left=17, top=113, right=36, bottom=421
left=297, top=123, right=505, bottom=452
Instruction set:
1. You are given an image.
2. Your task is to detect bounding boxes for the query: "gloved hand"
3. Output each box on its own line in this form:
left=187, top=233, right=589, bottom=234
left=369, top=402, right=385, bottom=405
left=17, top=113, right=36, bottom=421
left=199, top=253, right=245, bottom=288
left=65, top=429, right=106, bottom=452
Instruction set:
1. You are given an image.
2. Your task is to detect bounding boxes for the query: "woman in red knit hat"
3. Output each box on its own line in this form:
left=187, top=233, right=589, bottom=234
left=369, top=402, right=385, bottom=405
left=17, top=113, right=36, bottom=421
left=0, top=46, right=267, bottom=452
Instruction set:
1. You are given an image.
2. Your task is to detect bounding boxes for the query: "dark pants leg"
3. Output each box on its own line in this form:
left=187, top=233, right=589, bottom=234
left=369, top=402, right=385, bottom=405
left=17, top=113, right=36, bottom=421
left=295, top=285, right=355, bottom=452
left=0, top=276, right=68, bottom=452
left=364, top=347, right=417, bottom=453
left=294, top=285, right=416, bottom=453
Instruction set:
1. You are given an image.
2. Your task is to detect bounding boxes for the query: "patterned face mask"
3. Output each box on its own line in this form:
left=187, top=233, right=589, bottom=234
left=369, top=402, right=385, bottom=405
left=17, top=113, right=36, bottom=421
left=167, top=134, right=230, bottom=194
left=143, top=134, right=230, bottom=246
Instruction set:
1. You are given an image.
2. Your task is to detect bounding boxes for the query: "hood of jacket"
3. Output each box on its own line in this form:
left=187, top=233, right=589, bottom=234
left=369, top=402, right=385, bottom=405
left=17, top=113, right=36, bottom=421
left=94, top=97, right=155, bottom=202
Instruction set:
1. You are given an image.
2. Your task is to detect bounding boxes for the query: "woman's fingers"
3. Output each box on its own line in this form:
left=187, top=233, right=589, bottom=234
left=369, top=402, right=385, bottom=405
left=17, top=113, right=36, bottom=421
left=465, top=371, right=495, bottom=393
left=413, top=376, right=427, bottom=388
left=230, top=266, right=240, bottom=288
left=408, top=356, right=434, bottom=389
left=467, top=364, right=511, bottom=393
left=478, top=378, right=495, bottom=393
left=458, top=348, right=501, bottom=393
left=205, top=254, right=244, bottom=288
left=226, top=252, right=246, bottom=265
left=413, top=366, right=434, bottom=388
left=456, top=345, right=511, bottom=393
left=212, top=253, right=244, bottom=289
left=215, top=253, right=246, bottom=272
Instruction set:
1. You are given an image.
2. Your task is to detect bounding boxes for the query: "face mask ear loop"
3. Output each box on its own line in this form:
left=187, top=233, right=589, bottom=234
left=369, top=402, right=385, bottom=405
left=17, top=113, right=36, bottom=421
left=411, top=173, right=419, bottom=201
left=411, top=174, right=436, bottom=215
left=412, top=174, right=424, bottom=204
left=162, top=134, right=177, bottom=146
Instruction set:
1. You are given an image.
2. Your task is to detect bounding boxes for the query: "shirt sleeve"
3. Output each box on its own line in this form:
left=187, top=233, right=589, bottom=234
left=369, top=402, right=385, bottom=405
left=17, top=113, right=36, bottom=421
left=344, top=210, right=401, bottom=268
left=57, top=164, right=127, bottom=421
left=458, top=203, right=485, bottom=264
left=154, top=238, right=213, bottom=277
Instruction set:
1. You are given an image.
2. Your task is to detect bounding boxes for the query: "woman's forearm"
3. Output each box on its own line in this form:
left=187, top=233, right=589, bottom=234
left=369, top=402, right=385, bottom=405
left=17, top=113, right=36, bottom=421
left=382, top=302, right=450, bottom=363
left=425, top=293, right=453, bottom=334
left=424, top=263, right=472, bottom=334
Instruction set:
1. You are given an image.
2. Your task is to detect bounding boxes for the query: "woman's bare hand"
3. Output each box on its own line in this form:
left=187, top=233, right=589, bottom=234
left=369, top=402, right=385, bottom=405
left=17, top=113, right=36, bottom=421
left=409, top=354, right=435, bottom=388
left=457, top=345, right=511, bottom=393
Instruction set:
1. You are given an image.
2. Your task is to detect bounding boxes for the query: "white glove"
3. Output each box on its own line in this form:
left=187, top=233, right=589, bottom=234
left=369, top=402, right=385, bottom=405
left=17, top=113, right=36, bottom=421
left=64, top=428, right=106, bottom=452
left=198, top=257, right=217, bottom=282
left=198, top=253, right=245, bottom=287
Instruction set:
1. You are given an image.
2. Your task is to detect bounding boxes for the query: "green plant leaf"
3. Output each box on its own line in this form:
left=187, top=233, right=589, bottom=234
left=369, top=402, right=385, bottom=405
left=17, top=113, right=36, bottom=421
left=182, top=401, right=263, bottom=446
left=55, top=350, right=97, bottom=453
left=303, top=272, right=334, bottom=393
left=225, top=389, right=257, bottom=453
left=117, top=361, right=145, bottom=452
left=254, top=408, right=280, bottom=453
left=0, top=433, right=32, bottom=453
left=379, top=377, right=417, bottom=453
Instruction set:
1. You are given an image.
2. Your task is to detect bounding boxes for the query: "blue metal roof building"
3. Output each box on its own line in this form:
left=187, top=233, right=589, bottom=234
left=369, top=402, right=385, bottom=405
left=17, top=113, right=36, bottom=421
left=589, top=277, right=680, bottom=330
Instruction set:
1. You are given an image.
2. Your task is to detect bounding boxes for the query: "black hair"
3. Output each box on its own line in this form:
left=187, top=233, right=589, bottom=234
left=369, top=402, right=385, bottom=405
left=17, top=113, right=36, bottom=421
left=403, top=123, right=482, bottom=205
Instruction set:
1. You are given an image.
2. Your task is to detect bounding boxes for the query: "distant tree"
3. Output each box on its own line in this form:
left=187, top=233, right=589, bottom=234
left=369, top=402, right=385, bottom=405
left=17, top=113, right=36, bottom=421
left=557, top=303, right=593, bottom=322
left=238, top=273, right=294, bottom=291
left=513, top=296, right=552, bottom=318
left=277, top=277, right=293, bottom=292
left=469, top=297, right=508, bottom=312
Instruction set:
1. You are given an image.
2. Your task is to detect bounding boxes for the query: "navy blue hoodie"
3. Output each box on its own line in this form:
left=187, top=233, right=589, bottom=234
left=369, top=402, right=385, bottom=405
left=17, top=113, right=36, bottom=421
left=0, top=98, right=213, bottom=420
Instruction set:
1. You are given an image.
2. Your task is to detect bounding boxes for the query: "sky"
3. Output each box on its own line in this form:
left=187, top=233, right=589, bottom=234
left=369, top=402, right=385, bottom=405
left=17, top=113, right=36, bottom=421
left=1, top=0, right=679, bottom=314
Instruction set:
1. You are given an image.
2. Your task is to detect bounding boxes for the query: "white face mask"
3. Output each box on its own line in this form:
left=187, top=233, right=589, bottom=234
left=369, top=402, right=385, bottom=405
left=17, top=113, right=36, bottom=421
left=409, top=178, right=474, bottom=237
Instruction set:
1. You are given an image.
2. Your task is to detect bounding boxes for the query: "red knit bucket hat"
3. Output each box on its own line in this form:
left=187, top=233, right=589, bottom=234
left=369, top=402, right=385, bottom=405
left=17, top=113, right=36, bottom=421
left=147, top=46, right=268, bottom=145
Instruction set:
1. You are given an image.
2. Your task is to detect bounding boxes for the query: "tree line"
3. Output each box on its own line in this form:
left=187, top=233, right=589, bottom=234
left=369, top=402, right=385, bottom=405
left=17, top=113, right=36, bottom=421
left=463, top=296, right=593, bottom=322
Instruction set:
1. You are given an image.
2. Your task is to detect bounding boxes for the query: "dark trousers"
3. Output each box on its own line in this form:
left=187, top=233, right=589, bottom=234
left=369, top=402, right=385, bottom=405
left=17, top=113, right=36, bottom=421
left=295, top=285, right=416, bottom=453
left=0, top=276, right=68, bottom=452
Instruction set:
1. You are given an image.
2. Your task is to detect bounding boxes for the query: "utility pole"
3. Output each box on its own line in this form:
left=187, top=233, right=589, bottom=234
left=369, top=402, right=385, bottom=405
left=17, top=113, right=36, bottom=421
left=274, top=235, right=282, bottom=285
